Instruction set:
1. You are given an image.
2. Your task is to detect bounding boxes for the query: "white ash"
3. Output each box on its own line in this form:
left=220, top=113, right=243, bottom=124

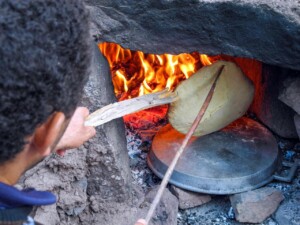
left=227, top=207, right=235, bottom=219
left=126, top=128, right=143, bottom=159
left=124, top=108, right=168, bottom=190
left=177, top=196, right=235, bottom=225
left=125, top=125, right=161, bottom=190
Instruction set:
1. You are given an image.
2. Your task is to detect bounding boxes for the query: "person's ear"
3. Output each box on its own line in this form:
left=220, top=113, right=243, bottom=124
left=31, top=112, right=66, bottom=157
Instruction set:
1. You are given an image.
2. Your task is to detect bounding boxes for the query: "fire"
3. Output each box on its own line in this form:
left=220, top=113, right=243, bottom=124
left=99, top=42, right=215, bottom=100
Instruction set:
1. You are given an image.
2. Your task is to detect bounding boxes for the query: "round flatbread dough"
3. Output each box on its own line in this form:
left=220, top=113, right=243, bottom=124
left=168, top=60, right=254, bottom=136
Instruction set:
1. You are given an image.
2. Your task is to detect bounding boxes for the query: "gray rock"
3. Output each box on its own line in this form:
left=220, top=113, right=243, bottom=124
left=170, top=185, right=211, bottom=210
left=295, top=114, right=300, bottom=139
left=138, top=186, right=179, bottom=225
left=56, top=177, right=89, bottom=217
left=82, top=43, right=132, bottom=203
left=34, top=204, right=60, bottom=225
left=86, top=0, right=300, bottom=70
left=275, top=191, right=300, bottom=225
left=23, top=166, right=63, bottom=190
left=250, top=64, right=298, bottom=138
left=279, top=77, right=300, bottom=115
left=230, top=187, right=284, bottom=223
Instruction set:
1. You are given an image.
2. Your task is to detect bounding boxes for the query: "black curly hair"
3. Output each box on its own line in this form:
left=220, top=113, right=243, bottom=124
left=0, top=0, right=91, bottom=163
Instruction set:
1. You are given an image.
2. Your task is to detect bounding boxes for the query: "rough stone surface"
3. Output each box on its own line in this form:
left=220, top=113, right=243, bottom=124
left=230, top=187, right=284, bottom=224
left=170, top=185, right=211, bottom=210
left=22, top=148, right=89, bottom=225
left=20, top=43, right=135, bottom=225
left=279, top=77, right=300, bottom=115
left=295, top=114, right=300, bottom=139
left=86, top=0, right=300, bottom=70
left=34, top=204, right=60, bottom=225
left=78, top=185, right=146, bottom=225
left=81, top=42, right=132, bottom=204
left=250, top=64, right=298, bottom=138
left=138, top=186, right=179, bottom=225
left=72, top=185, right=179, bottom=225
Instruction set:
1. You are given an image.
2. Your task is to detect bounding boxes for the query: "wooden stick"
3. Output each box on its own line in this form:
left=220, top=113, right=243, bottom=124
left=144, top=65, right=224, bottom=225
left=85, top=89, right=178, bottom=127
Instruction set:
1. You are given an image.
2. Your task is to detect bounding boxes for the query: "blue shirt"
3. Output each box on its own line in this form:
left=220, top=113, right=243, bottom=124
left=0, top=182, right=56, bottom=208
left=0, top=182, right=56, bottom=225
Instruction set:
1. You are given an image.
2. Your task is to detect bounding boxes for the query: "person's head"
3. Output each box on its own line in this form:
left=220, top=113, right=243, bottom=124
left=0, top=0, right=91, bottom=168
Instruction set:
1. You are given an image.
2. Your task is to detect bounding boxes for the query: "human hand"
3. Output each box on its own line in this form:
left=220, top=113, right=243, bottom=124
left=55, top=107, right=96, bottom=156
left=134, top=219, right=147, bottom=225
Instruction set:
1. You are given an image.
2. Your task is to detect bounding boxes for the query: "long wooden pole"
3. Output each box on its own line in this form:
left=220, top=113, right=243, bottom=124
left=144, top=65, right=225, bottom=224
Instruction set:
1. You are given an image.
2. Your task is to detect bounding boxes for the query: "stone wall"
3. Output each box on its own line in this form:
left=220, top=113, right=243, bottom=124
left=250, top=65, right=299, bottom=138
left=86, top=0, right=300, bottom=139
left=86, top=0, right=300, bottom=70
left=82, top=43, right=132, bottom=205
left=21, top=44, right=134, bottom=225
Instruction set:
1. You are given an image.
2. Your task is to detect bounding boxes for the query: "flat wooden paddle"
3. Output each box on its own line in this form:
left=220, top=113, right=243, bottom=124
left=85, top=88, right=178, bottom=127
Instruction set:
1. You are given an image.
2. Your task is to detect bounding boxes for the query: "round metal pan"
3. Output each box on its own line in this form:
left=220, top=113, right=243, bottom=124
left=147, top=117, right=279, bottom=194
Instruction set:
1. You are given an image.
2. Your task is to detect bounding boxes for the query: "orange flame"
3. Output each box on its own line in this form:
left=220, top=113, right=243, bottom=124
left=99, top=42, right=214, bottom=100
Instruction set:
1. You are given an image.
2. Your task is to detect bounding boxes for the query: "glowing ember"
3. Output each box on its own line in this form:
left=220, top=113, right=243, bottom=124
left=99, top=42, right=215, bottom=100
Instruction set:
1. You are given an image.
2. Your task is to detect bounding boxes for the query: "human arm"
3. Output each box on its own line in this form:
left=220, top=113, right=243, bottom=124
left=55, top=107, right=96, bottom=156
left=134, top=219, right=147, bottom=225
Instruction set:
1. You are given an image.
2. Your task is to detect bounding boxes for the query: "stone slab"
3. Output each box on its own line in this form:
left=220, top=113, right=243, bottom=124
left=87, top=0, right=300, bottom=70
left=138, top=186, right=179, bottom=225
left=170, top=185, right=211, bottom=210
left=279, top=77, right=300, bottom=115
left=82, top=42, right=132, bottom=203
left=250, top=64, right=298, bottom=138
left=230, top=187, right=284, bottom=223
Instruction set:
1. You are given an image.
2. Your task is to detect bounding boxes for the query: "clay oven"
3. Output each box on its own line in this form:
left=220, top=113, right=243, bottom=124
left=22, top=1, right=300, bottom=224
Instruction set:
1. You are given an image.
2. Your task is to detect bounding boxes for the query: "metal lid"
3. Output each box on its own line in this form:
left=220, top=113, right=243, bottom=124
left=147, top=117, right=279, bottom=194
